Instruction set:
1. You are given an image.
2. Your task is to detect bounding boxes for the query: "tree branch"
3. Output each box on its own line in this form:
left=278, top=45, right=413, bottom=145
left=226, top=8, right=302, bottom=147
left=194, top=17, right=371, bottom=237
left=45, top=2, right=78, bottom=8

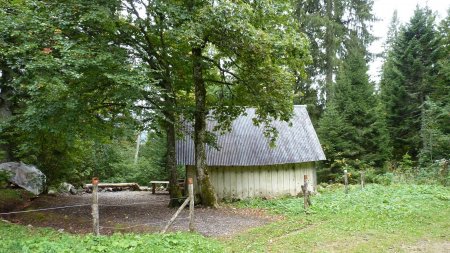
left=201, top=56, right=241, bottom=81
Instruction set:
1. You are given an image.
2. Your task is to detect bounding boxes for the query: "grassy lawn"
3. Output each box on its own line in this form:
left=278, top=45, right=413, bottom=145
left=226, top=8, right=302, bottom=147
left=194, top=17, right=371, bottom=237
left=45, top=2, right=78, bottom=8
left=0, top=224, right=223, bottom=253
left=226, top=184, right=450, bottom=252
left=1, top=184, right=449, bottom=252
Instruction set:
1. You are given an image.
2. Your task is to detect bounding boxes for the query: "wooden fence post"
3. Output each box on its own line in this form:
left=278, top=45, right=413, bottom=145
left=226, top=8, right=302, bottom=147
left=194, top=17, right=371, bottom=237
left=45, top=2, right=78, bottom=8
left=302, top=175, right=310, bottom=211
left=344, top=170, right=348, bottom=194
left=440, top=159, right=448, bottom=186
left=92, top=177, right=100, bottom=236
left=361, top=171, right=365, bottom=189
left=162, top=197, right=190, bottom=233
left=188, top=178, right=195, bottom=232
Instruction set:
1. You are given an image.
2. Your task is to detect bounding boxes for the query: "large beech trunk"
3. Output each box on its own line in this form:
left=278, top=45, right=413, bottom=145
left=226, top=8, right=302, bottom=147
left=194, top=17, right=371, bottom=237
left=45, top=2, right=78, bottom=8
left=165, top=115, right=183, bottom=207
left=161, top=77, right=182, bottom=207
left=192, top=47, right=218, bottom=207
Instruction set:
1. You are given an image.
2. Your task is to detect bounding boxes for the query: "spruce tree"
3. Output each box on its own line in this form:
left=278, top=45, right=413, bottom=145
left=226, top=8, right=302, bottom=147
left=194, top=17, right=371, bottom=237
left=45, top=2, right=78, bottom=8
left=317, top=102, right=355, bottom=179
left=383, top=10, right=400, bottom=56
left=419, top=9, right=450, bottom=164
left=381, top=6, right=440, bottom=161
left=319, top=40, right=390, bottom=178
left=295, top=0, right=375, bottom=104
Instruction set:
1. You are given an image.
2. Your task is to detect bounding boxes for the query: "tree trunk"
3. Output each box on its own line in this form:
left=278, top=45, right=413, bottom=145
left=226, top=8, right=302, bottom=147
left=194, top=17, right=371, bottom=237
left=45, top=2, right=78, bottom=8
left=133, top=132, right=141, bottom=165
left=160, top=73, right=183, bottom=206
left=0, top=66, right=13, bottom=162
left=153, top=13, right=182, bottom=207
left=324, top=0, right=335, bottom=102
left=165, top=115, right=183, bottom=207
left=192, top=47, right=218, bottom=207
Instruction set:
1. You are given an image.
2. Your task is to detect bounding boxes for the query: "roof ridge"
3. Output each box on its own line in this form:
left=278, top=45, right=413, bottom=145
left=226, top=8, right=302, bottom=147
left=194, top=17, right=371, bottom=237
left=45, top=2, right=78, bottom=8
left=177, top=105, right=325, bottom=166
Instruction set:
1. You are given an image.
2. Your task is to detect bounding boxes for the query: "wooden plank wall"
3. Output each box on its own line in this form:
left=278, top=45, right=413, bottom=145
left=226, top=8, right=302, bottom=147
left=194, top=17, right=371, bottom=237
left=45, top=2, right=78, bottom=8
left=187, top=163, right=316, bottom=200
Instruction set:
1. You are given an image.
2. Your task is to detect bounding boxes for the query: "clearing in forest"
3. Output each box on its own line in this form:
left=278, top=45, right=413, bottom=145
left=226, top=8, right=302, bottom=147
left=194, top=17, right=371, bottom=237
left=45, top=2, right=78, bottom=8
left=1, top=184, right=449, bottom=252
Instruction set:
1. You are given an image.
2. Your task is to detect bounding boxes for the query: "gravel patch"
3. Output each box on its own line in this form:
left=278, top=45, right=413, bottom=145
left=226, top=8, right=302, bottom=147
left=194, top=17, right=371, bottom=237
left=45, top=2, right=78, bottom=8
left=2, top=191, right=277, bottom=237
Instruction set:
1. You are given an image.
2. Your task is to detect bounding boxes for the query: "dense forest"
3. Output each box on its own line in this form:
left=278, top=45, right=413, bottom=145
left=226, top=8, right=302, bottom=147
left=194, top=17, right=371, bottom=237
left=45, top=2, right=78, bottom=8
left=1, top=1, right=449, bottom=206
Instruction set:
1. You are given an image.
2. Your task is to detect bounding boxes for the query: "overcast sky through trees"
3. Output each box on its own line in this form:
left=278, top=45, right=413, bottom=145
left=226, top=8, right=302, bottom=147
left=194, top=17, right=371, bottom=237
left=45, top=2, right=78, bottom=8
left=369, top=0, right=449, bottom=82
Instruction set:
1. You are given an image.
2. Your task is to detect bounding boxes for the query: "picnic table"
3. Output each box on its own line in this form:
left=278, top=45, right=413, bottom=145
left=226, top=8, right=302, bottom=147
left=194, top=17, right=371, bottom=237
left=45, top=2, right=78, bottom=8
left=150, top=181, right=169, bottom=194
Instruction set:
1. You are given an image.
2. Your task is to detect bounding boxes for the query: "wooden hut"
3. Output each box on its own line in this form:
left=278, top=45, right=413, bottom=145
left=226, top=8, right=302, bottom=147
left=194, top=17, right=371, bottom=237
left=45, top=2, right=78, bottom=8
left=176, top=105, right=326, bottom=200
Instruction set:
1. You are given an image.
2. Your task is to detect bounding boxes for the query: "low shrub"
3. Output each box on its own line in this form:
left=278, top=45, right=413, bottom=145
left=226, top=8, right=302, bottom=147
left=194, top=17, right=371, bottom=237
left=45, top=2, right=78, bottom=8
left=372, top=172, right=394, bottom=185
left=0, top=189, right=34, bottom=212
left=0, top=171, right=12, bottom=188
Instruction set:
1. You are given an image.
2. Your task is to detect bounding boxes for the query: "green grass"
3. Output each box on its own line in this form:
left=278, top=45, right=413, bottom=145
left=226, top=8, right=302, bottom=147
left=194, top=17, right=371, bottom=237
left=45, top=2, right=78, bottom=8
left=0, top=224, right=223, bottom=253
left=1, top=184, right=449, bottom=252
left=0, top=189, right=22, bottom=202
left=226, top=184, right=450, bottom=252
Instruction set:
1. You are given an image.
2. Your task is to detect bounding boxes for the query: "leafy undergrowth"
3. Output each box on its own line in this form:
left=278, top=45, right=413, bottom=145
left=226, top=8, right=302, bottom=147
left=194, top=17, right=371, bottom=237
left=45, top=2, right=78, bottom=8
left=0, top=223, right=223, bottom=253
left=228, top=184, right=450, bottom=252
left=0, top=189, right=34, bottom=212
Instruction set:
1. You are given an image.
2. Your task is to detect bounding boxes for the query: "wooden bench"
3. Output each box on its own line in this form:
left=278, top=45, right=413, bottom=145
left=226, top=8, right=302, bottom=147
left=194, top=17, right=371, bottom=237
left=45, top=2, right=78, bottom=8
left=150, top=181, right=169, bottom=194
left=85, top=183, right=141, bottom=191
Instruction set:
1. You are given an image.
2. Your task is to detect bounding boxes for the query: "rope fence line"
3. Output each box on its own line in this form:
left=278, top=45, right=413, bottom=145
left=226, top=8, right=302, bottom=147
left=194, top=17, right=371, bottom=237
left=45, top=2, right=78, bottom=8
left=0, top=197, right=189, bottom=215
left=1, top=177, right=196, bottom=236
left=0, top=204, right=91, bottom=215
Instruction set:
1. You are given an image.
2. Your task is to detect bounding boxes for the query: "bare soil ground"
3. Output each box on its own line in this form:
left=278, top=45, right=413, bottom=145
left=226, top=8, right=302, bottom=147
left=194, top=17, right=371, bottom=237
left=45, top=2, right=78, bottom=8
left=1, top=191, right=279, bottom=237
left=400, top=240, right=450, bottom=253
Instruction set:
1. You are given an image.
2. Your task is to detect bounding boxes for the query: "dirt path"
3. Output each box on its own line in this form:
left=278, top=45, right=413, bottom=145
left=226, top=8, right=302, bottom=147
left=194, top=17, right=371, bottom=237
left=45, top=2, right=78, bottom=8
left=1, top=191, right=278, bottom=237
left=400, top=240, right=450, bottom=253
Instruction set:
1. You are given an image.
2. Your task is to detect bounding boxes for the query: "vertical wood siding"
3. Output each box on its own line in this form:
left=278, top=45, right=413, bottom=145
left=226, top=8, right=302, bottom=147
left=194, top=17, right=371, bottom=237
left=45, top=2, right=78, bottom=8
left=186, top=162, right=316, bottom=200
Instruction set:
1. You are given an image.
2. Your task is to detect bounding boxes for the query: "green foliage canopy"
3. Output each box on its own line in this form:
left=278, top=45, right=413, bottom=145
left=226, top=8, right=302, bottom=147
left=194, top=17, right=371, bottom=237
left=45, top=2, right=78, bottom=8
left=0, top=0, right=148, bottom=184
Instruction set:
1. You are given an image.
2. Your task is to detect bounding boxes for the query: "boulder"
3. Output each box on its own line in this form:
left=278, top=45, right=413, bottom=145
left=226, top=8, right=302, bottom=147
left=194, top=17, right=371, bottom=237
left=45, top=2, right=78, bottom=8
left=0, top=162, right=46, bottom=195
left=60, top=182, right=77, bottom=195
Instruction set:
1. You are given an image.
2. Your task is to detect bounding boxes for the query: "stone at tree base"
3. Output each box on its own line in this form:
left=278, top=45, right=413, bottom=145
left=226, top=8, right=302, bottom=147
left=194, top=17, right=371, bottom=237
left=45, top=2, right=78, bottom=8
left=60, top=182, right=77, bottom=195
left=70, top=187, right=77, bottom=195
left=47, top=188, right=57, bottom=195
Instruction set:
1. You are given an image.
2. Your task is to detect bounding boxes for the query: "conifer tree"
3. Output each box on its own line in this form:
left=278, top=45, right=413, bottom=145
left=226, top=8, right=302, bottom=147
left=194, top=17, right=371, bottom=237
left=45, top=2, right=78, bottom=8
left=383, top=10, right=400, bottom=56
left=319, top=40, right=389, bottom=177
left=295, top=0, right=375, bottom=104
left=380, top=6, right=440, bottom=161
left=317, top=103, right=355, bottom=178
left=419, top=9, right=450, bottom=164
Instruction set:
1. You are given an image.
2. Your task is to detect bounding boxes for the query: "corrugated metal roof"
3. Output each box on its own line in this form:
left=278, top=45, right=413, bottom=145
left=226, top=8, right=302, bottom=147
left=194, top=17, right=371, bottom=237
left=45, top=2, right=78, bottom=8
left=176, top=105, right=326, bottom=166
